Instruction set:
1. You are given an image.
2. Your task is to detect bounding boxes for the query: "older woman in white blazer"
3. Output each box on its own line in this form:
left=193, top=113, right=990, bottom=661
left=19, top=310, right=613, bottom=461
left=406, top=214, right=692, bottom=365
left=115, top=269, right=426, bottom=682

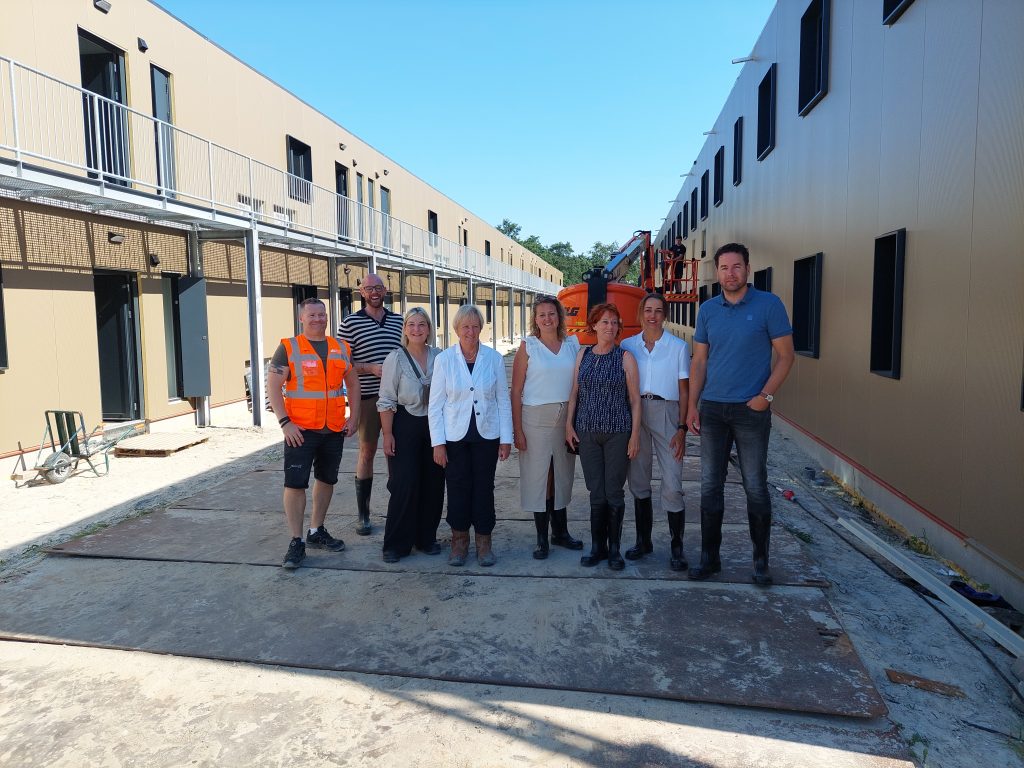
left=429, top=304, right=513, bottom=567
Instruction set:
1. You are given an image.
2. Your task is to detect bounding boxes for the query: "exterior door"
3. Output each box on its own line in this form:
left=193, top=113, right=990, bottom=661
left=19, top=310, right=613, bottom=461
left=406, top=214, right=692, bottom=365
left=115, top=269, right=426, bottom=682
left=79, top=32, right=128, bottom=185
left=150, top=65, right=176, bottom=196
left=94, top=272, right=141, bottom=421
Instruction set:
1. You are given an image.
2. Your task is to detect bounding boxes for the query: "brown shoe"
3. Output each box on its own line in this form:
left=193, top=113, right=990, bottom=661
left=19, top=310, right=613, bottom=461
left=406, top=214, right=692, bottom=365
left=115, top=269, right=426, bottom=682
left=448, top=530, right=470, bottom=566
left=475, top=532, right=496, bottom=567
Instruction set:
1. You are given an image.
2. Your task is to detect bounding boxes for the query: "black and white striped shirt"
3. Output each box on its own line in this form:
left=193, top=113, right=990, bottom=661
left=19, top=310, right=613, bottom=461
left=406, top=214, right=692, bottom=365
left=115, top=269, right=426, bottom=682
left=338, top=308, right=404, bottom=399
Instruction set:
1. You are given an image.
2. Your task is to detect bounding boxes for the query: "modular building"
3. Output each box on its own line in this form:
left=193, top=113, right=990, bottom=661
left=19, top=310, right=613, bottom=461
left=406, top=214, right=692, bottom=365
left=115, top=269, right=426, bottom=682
left=656, top=0, right=1024, bottom=606
left=0, top=0, right=561, bottom=458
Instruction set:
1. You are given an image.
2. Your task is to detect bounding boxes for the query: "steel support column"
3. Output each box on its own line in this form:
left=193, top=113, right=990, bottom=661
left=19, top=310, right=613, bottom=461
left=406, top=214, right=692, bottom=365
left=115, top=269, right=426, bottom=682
left=491, top=283, right=498, bottom=348
left=328, top=256, right=340, bottom=337
left=187, top=228, right=211, bottom=427
left=427, top=269, right=438, bottom=347
left=507, top=286, right=515, bottom=344
left=244, top=227, right=265, bottom=428
left=442, top=279, right=450, bottom=347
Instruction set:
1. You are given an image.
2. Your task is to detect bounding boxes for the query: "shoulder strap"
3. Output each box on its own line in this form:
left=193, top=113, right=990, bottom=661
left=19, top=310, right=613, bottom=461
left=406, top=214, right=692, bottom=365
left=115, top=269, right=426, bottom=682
left=401, top=346, right=425, bottom=379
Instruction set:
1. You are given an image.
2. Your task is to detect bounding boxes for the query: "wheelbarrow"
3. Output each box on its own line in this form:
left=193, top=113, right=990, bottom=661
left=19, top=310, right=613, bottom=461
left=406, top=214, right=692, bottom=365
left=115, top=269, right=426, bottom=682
left=10, top=411, right=132, bottom=485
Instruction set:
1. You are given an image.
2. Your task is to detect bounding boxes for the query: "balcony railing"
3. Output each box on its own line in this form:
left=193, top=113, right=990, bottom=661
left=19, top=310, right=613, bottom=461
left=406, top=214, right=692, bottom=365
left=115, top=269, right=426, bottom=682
left=0, top=56, right=559, bottom=293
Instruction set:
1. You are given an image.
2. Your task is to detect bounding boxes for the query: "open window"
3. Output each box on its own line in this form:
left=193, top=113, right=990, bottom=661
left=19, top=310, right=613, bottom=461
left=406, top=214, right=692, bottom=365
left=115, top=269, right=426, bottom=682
left=792, top=253, right=823, bottom=357
left=870, top=229, right=906, bottom=378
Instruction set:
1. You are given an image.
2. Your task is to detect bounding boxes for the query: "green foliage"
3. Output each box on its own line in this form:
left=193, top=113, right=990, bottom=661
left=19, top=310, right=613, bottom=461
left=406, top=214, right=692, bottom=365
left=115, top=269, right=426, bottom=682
left=497, top=220, right=634, bottom=287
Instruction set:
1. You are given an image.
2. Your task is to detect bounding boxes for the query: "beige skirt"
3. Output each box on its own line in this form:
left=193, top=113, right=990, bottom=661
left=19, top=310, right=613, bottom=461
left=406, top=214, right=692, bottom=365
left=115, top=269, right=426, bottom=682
left=518, top=402, right=577, bottom=513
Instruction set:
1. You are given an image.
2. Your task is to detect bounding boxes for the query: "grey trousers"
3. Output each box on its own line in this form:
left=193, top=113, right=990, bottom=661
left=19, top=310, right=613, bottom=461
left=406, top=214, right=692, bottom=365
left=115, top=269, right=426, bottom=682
left=627, top=398, right=685, bottom=511
left=578, top=431, right=630, bottom=508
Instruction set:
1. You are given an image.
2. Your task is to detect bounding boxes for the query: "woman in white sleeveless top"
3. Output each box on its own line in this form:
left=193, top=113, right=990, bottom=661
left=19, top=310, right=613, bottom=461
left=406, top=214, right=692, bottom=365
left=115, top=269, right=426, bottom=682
left=511, top=296, right=584, bottom=559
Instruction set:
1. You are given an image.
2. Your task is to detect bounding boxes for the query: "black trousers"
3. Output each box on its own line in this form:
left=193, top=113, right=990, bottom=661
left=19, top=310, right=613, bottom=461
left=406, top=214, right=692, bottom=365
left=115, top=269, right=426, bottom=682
left=445, top=437, right=499, bottom=534
left=384, top=408, right=445, bottom=555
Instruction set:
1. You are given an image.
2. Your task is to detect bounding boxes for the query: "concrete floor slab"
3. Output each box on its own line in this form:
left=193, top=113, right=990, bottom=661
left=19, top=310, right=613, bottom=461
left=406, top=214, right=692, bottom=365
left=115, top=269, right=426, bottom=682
left=0, top=558, right=882, bottom=717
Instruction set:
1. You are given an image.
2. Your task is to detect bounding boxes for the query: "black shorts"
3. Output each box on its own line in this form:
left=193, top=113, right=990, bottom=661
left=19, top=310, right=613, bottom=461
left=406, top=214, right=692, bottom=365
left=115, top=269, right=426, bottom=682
left=283, top=429, right=346, bottom=489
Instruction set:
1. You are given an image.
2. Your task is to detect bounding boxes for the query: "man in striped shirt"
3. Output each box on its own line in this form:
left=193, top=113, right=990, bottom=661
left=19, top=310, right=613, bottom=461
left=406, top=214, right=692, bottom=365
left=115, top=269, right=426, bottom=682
left=338, top=273, right=404, bottom=535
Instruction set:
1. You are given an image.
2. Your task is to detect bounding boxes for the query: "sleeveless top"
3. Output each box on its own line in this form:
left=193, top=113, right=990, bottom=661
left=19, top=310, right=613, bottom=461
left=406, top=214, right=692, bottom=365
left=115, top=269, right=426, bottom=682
left=574, top=345, right=631, bottom=433
left=522, top=335, right=579, bottom=405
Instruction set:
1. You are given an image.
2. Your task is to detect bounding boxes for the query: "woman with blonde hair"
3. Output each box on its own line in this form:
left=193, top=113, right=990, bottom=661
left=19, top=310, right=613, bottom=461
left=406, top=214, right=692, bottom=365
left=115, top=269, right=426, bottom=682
left=377, top=307, right=444, bottom=562
left=511, top=295, right=583, bottom=559
left=429, top=304, right=513, bottom=566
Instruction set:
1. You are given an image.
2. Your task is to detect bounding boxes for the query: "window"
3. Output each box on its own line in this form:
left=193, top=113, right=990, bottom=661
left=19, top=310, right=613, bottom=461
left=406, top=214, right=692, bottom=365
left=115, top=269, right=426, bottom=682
left=688, top=300, right=696, bottom=327
left=367, top=178, right=375, bottom=209
left=484, top=240, right=491, bottom=257
left=757, top=64, right=777, bottom=160
left=733, top=117, right=743, bottom=185
left=335, top=163, right=348, bottom=197
left=286, top=136, right=312, bottom=203
left=754, top=266, right=773, bottom=292
left=356, top=173, right=364, bottom=204
left=792, top=253, right=823, bottom=357
left=883, top=0, right=915, bottom=25
left=462, top=229, right=468, bottom=247
left=0, top=263, right=8, bottom=370
left=713, top=147, right=725, bottom=207
left=798, top=0, right=831, bottom=116
left=870, top=229, right=906, bottom=379
left=700, top=171, right=709, bottom=220
left=676, top=212, right=683, bottom=238
left=161, top=275, right=183, bottom=398
left=711, top=283, right=722, bottom=298
left=698, top=285, right=708, bottom=305
left=485, top=299, right=493, bottom=324
left=427, top=210, right=438, bottom=246
left=681, top=202, right=689, bottom=236
left=690, top=189, right=698, bottom=229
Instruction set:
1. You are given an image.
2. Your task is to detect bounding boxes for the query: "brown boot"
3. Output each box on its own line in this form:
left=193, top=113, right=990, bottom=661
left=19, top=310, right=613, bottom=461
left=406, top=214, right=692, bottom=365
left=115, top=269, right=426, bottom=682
left=448, top=530, right=470, bottom=567
left=475, top=531, right=496, bottom=567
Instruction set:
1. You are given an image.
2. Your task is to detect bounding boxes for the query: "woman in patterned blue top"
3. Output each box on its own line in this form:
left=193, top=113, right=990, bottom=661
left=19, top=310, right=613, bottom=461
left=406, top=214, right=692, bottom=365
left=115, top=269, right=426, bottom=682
left=566, top=303, right=641, bottom=570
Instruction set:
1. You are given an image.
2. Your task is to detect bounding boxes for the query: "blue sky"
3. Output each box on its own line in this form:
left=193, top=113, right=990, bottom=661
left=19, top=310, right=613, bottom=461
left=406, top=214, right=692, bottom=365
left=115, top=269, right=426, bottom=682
left=156, top=0, right=774, bottom=254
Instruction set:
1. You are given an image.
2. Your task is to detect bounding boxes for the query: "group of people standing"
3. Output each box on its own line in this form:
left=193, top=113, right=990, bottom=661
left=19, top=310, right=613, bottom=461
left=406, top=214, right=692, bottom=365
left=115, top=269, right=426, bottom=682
left=268, top=241, right=795, bottom=586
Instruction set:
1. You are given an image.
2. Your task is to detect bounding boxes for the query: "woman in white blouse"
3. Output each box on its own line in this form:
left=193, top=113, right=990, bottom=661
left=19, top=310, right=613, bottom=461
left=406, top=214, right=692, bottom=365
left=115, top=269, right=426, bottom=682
left=511, top=296, right=583, bottom=559
left=428, top=304, right=513, bottom=567
left=377, top=307, right=444, bottom=563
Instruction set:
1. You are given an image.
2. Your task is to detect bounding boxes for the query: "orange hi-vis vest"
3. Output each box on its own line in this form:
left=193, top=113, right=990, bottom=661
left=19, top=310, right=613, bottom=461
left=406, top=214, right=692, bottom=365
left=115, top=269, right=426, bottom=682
left=282, top=335, right=352, bottom=431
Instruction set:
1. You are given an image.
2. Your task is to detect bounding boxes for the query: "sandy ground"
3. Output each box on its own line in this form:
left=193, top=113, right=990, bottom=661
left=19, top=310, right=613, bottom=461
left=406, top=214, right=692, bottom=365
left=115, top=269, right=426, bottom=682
left=0, top=371, right=1022, bottom=767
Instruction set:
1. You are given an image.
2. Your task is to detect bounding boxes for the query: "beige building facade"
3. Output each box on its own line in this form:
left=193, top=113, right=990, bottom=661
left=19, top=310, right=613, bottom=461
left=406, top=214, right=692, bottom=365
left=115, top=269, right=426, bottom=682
left=0, top=0, right=560, bottom=459
left=657, top=0, right=1024, bottom=604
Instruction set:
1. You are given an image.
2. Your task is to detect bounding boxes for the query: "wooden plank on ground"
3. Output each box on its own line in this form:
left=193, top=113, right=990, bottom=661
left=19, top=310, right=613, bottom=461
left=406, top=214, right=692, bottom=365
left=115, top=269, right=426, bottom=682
left=115, top=433, right=209, bottom=457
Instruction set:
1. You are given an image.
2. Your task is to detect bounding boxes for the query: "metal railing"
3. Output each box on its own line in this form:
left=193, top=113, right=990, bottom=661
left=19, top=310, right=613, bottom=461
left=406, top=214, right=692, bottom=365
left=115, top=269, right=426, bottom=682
left=0, top=56, right=559, bottom=293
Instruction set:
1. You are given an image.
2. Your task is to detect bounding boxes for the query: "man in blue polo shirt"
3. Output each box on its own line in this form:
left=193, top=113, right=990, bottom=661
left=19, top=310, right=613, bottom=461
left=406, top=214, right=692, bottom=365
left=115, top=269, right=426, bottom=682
left=685, top=243, right=795, bottom=586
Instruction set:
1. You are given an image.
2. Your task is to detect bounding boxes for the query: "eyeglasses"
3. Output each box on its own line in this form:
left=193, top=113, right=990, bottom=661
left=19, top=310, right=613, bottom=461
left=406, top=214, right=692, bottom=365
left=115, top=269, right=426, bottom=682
left=363, top=285, right=387, bottom=293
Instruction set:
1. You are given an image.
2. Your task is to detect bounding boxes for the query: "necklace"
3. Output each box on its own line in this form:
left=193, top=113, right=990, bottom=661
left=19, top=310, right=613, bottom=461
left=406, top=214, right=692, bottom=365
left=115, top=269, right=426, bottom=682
left=462, top=345, right=479, bottom=363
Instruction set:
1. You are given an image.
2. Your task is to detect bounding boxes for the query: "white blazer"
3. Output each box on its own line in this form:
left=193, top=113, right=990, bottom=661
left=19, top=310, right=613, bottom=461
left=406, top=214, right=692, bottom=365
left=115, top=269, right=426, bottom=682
left=428, top=343, right=513, bottom=446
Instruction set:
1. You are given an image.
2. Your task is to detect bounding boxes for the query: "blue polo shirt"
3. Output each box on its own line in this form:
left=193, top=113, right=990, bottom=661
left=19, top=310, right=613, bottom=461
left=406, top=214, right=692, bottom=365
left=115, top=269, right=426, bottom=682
left=694, top=285, right=792, bottom=403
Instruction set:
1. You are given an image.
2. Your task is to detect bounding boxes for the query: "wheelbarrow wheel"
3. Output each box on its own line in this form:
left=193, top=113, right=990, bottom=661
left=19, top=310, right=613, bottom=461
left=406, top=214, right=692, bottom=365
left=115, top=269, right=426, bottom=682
left=42, top=452, right=73, bottom=484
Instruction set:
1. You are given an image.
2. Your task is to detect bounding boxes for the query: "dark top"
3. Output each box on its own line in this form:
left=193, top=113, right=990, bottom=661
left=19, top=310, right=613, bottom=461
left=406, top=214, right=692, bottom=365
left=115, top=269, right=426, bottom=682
left=338, top=308, right=404, bottom=399
left=574, top=346, right=631, bottom=433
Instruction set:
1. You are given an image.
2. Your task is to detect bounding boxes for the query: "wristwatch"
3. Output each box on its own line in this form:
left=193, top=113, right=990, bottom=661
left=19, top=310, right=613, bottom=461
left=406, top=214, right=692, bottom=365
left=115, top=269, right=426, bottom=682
left=677, top=424, right=687, bottom=431
left=759, top=391, right=774, bottom=403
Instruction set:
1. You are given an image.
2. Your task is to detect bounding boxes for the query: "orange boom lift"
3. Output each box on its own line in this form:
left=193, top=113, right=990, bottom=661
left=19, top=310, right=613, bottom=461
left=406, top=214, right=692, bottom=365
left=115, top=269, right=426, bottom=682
left=557, top=230, right=698, bottom=344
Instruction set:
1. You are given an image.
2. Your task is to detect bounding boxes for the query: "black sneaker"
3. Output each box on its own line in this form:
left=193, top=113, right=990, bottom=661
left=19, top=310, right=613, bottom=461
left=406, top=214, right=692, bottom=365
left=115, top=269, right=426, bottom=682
left=282, top=538, right=306, bottom=569
left=306, top=526, right=345, bottom=551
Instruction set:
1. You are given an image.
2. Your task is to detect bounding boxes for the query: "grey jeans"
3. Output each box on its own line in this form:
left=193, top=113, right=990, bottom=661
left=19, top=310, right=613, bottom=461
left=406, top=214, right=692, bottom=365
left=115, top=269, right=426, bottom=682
left=578, top=431, right=630, bottom=508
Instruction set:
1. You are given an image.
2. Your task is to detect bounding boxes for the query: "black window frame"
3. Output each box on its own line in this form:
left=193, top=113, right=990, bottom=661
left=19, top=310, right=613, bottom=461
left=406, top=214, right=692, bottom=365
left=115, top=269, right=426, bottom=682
left=285, top=135, right=312, bottom=204
left=713, top=147, right=725, bottom=207
left=870, top=229, right=906, bottom=379
left=883, top=0, right=915, bottom=25
left=798, top=0, right=831, bottom=116
left=754, top=266, right=773, bottom=293
left=161, top=273, right=184, bottom=399
left=681, top=202, right=689, bottom=236
left=733, top=117, right=743, bottom=186
left=427, top=210, right=438, bottom=245
left=676, top=212, right=683, bottom=237
left=757, top=64, right=777, bottom=160
left=0, top=263, right=8, bottom=370
left=689, top=189, right=698, bottom=229
left=700, top=171, right=709, bottom=220
left=792, top=253, right=823, bottom=358
left=484, top=240, right=491, bottom=257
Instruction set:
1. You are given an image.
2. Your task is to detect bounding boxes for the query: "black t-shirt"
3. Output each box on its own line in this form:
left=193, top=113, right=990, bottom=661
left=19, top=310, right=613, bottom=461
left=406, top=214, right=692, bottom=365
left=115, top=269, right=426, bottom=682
left=272, top=338, right=335, bottom=433
left=669, top=244, right=686, bottom=259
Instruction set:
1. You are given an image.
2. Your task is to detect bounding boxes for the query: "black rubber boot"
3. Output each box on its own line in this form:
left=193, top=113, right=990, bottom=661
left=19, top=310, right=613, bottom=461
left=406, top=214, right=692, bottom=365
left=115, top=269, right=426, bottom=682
left=533, top=511, right=550, bottom=560
left=625, top=496, right=654, bottom=560
left=354, top=477, right=373, bottom=536
left=667, top=510, right=688, bottom=571
left=580, top=504, right=609, bottom=567
left=688, top=508, right=723, bottom=580
left=749, top=511, right=773, bottom=586
left=607, top=504, right=626, bottom=571
left=550, top=502, right=583, bottom=550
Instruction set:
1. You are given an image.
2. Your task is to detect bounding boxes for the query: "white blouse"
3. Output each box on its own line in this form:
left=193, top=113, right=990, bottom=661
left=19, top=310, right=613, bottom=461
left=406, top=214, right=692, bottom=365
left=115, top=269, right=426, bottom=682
left=376, top=346, right=440, bottom=418
left=522, top=335, right=580, bottom=406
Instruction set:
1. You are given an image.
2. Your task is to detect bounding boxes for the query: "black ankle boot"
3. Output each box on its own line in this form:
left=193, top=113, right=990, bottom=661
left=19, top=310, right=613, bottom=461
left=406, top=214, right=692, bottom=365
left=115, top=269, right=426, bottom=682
left=354, top=477, right=372, bottom=535
left=667, top=510, right=688, bottom=571
left=625, top=496, right=654, bottom=560
left=688, top=508, right=723, bottom=580
left=533, top=511, right=550, bottom=560
left=550, top=506, right=583, bottom=550
left=607, top=504, right=626, bottom=571
left=580, top=504, right=609, bottom=567
left=749, top=510, right=773, bottom=586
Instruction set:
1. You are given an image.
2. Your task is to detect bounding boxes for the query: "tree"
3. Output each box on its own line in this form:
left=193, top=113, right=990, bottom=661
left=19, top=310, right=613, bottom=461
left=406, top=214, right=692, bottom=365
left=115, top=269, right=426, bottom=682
left=494, top=220, right=633, bottom=286
left=496, top=219, right=521, bottom=240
